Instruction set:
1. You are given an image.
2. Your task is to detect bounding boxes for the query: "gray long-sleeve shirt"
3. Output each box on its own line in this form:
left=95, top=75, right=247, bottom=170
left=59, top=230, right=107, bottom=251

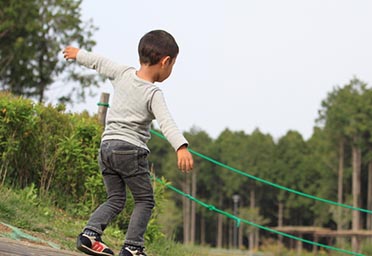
left=77, top=50, right=188, bottom=151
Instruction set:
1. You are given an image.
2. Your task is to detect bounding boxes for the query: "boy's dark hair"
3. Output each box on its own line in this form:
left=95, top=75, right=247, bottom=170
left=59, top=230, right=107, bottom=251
left=138, top=30, right=179, bottom=66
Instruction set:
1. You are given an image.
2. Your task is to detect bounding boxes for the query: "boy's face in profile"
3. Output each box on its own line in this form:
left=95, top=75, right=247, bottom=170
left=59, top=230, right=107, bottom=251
left=158, top=56, right=177, bottom=82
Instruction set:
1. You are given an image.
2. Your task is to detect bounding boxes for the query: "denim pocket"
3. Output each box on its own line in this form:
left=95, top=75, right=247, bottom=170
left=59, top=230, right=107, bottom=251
left=111, top=149, right=138, bottom=177
left=138, top=150, right=150, bottom=175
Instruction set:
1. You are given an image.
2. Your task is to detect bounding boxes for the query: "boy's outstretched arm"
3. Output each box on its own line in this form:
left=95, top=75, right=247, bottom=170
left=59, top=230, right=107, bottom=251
left=63, top=46, right=128, bottom=79
left=177, top=145, right=194, bottom=173
left=63, top=46, right=80, bottom=60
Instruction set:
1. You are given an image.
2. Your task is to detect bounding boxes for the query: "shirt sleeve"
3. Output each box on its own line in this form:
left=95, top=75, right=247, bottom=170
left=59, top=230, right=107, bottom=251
left=151, top=90, right=188, bottom=151
left=76, top=50, right=130, bottom=80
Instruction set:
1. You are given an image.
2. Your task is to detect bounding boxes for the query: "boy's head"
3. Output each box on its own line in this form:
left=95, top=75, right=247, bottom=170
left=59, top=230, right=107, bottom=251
left=138, top=30, right=179, bottom=66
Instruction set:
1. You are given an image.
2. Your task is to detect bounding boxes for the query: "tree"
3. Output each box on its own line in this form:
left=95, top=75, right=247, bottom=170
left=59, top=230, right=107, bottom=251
left=306, top=127, right=337, bottom=227
left=344, top=79, right=371, bottom=251
left=243, top=128, right=275, bottom=250
left=318, top=83, right=352, bottom=238
left=183, top=127, right=214, bottom=245
left=362, top=88, right=372, bottom=236
left=272, top=130, right=309, bottom=250
left=318, top=77, right=370, bottom=251
left=0, top=0, right=98, bottom=104
left=213, top=129, right=247, bottom=247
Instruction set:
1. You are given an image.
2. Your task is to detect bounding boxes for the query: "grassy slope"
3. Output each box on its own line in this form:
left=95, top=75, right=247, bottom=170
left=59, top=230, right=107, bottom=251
left=0, top=185, right=239, bottom=256
left=2, top=185, right=353, bottom=256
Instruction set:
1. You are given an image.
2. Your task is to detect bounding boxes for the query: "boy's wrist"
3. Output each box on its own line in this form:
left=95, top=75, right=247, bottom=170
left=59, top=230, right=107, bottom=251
left=177, top=143, right=188, bottom=151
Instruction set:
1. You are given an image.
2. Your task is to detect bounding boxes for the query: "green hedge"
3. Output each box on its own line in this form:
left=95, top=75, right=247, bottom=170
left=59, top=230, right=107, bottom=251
left=0, top=92, right=166, bottom=243
left=0, top=92, right=103, bottom=208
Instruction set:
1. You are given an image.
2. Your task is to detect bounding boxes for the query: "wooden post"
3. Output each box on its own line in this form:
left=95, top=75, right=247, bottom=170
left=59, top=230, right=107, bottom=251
left=296, top=233, right=302, bottom=256
left=313, top=235, right=318, bottom=255
left=97, top=92, right=110, bottom=126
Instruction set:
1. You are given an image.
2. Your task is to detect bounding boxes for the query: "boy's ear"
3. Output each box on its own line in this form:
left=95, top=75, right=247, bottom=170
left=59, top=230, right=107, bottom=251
left=160, top=56, right=171, bottom=67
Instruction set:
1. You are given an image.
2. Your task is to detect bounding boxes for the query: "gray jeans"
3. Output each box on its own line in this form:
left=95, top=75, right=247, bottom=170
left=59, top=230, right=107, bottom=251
left=85, top=140, right=155, bottom=247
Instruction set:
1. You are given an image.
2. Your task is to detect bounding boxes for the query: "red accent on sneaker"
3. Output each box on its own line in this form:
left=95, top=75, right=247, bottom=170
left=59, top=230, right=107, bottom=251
left=92, top=241, right=105, bottom=252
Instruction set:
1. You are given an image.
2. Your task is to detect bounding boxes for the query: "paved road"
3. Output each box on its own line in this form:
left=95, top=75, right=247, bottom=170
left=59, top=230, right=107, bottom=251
left=0, top=237, right=82, bottom=256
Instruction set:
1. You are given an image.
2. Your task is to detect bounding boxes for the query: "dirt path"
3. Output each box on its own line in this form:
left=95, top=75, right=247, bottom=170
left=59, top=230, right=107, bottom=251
left=0, top=237, right=82, bottom=256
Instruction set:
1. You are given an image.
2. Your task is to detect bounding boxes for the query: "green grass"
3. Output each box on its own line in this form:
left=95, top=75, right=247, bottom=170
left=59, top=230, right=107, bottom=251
left=1, top=185, right=369, bottom=256
left=0, top=185, right=226, bottom=256
left=0, top=185, right=84, bottom=249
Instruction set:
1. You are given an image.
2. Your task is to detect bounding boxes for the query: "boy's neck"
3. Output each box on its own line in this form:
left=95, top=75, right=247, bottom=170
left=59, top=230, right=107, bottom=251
left=136, top=64, right=159, bottom=83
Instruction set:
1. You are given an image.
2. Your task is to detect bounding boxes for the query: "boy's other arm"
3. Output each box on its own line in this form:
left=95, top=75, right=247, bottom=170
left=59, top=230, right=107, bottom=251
left=63, top=46, right=128, bottom=80
left=151, top=91, right=194, bottom=172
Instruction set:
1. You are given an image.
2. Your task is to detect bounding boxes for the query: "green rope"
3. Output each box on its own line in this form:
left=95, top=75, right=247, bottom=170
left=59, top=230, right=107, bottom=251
left=150, top=129, right=372, bottom=214
left=0, top=222, right=60, bottom=249
left=155, top=178, right=364, bottom=256
left=97, top=102, right=110, bottom=107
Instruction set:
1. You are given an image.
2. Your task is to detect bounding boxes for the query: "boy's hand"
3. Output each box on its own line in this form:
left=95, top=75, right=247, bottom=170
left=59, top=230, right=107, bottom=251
left=63, top=46, right=80, bottom=60
left=177, top=145, right=194, bottom=173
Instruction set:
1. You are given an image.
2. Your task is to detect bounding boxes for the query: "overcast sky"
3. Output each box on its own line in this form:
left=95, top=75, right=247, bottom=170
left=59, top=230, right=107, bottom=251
left=53, top=0, right=372, bottom=140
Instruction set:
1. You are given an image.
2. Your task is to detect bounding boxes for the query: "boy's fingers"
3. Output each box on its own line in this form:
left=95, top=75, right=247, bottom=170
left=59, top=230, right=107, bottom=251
left=63, top=48, right=69, bottom=59
left=178, top=159, right=184, bottom=171
left=178, top=159, right=185, bottom=172
left=178, top=158, right=193, bottom=173
left=189, top=158, right=194, bottom=170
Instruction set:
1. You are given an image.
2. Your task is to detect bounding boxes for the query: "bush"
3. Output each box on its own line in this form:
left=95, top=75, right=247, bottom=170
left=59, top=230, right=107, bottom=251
left=0, top=92, right=37, bottom=187
left=0, top=92, right=104, bottom=208
left=0, top=92, right=168, bottom=248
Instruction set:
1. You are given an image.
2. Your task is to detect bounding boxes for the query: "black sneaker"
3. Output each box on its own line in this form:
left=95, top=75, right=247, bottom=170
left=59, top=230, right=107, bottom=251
left=77, top=233, right=115, bottom=256
left=119, top=245, right=147, bottom=256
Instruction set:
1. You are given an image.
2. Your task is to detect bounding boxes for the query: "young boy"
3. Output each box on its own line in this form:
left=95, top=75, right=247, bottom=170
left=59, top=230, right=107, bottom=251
left=63, top=30, right=194, bottom=256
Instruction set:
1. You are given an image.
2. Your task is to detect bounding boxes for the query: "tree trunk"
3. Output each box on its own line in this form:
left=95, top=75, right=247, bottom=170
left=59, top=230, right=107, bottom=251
left=367, top=161, right=372, bottom=244
left=217, top=195, right=223, bottom=248
left=229, top=219, right=233, bottom=248
left=38, top=40, right=47, bottom=103
left=255, top=229, right=259, bottom=250
left=190, top=169, right=197, bottom=244
left=351, top=143, right=361, bottom=252
left=249, top=188, right=255, bottom=252
left=337, top=140, right=344, bottom=245
left=238, top=224, right=243, bottom=249
left=39, top=82, right=46, bottom=103
left=278, top=201, right=284, bottom=253
left=182, top=175, right=191, bottom=244
left=200, top=208, right=206, bottom=246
